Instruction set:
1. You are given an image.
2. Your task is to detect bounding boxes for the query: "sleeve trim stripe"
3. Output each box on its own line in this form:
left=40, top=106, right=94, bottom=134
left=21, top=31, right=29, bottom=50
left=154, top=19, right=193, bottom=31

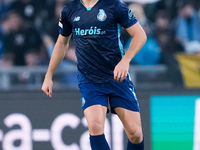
left=59, top=22, right=63, bottom=28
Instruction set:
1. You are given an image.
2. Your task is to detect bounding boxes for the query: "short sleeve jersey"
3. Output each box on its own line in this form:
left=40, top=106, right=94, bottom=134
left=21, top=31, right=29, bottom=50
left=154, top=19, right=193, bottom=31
left=59, top=0, right=137, bottom=83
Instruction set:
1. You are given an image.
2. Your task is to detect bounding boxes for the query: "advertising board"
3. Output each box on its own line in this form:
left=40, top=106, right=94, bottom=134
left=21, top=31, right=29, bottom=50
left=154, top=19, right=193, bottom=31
left=151, top=95, right=200, bottom=150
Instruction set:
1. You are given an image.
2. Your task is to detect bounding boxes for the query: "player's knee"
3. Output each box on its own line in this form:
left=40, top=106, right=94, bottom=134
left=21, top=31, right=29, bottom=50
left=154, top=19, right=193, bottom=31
left=128, top=127, right=143, bottom=144
left=88, top=120, right=104, bottom=135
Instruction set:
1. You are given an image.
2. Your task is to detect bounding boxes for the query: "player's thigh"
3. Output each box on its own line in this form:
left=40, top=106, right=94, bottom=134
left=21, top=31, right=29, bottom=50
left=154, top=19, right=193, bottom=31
left=114, top=107, right=143, bottom=140
left=84, top=105, right=107, bottom=135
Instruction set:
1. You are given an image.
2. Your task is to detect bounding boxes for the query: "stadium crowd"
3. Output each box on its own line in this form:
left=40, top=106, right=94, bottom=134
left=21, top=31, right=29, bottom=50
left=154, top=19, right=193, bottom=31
left=0, top=0, right=200, bottom=85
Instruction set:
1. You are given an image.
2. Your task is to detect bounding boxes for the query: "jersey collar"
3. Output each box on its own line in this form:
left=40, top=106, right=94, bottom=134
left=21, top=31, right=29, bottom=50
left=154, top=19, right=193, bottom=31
left=79, top=0, right=100, bottom=11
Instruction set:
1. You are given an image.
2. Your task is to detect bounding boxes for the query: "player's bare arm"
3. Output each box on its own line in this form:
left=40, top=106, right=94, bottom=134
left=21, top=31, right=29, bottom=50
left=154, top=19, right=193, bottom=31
left=41, top=34, right=71, bottom=97
left=114, top=22, right=147, bottom=82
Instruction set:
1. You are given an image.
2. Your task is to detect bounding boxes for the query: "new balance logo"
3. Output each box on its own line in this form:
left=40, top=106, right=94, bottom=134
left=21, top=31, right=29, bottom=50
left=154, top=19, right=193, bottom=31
left=73, top=16, right=80, bottom=22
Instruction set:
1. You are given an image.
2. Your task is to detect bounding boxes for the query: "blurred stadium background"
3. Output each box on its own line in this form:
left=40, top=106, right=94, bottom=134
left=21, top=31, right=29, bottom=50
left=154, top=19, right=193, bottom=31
left=0, top=0, right=200, bottom=150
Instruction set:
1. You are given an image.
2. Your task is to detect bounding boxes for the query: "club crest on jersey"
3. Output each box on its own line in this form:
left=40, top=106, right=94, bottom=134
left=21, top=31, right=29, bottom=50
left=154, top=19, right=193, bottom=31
left=97, top=9, right=107, bottom=21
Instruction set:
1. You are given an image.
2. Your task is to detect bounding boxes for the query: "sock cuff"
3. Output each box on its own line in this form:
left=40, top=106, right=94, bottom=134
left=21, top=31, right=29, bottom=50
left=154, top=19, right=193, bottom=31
left=127, top=138, right=144, bottom=150
left=90, top=134, right=110, bottom=150
left=128, top=137, right=144, bottom=144
left=90, top=134, right=105, bottom=138
left=90, top=134, right=106, bottom=143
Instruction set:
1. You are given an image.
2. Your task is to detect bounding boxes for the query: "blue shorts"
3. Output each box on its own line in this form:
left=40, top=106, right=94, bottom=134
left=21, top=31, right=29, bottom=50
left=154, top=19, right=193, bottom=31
left=78, top=79, right=140, bottom=113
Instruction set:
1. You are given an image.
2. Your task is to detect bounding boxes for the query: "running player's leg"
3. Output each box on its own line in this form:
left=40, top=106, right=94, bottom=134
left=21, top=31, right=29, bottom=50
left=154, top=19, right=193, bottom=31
left=115, top=107, right=144, bottom=150
left=108, top=77, right=144, bottom=149
left=79, top=82, right=110, bottom=149
left=84, top=105, right=110, bottom=150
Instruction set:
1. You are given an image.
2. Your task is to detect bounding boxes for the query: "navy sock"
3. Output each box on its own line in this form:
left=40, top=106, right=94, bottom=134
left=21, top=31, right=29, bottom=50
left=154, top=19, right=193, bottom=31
left=127, top=138, right=144, bottom=150
left=90, top=134, right=110, bottom=150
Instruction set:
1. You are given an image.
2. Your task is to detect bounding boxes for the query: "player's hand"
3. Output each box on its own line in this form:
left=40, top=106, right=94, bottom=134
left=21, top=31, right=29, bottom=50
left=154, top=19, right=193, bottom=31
left=41, top=77, right=53, bottom=97
left=114, top=58, right=129, bottom=82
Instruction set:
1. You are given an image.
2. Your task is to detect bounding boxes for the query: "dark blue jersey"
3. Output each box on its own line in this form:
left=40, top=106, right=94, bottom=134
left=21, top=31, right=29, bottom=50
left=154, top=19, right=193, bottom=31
left=58, top=0, right=137, bottom=83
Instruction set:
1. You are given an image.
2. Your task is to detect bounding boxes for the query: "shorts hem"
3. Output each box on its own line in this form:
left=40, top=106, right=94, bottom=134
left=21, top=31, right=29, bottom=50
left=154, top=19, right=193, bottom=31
left=111, top=106, right=140, bottom=114
left=82, top=103, right=108, bottom=111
